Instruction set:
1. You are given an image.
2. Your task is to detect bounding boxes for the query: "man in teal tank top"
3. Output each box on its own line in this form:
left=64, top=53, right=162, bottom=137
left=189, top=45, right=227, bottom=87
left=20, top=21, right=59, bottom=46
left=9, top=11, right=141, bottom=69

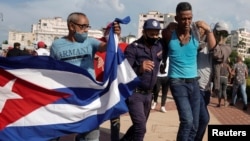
left=162, top=2, right=216, bottom=141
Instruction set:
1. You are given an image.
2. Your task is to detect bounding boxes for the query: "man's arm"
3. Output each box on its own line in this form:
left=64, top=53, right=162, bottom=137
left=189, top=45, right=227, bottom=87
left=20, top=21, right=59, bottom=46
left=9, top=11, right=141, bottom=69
left=124, top=44, right=139, bottom=74
left=195, top=21, right=216, bottom=49
left=231, top=64, right=236, bottom=76
left=125, top=43, right=155, bottom=75
left=160, top=22, right=177, bottom=73
left=162, top=22, right=177, bottom=45
left=227, top=63, right=233, bottom=78
left=98, top=22, right=121, bottom=52
left=245, top=64, right=248, bottom=79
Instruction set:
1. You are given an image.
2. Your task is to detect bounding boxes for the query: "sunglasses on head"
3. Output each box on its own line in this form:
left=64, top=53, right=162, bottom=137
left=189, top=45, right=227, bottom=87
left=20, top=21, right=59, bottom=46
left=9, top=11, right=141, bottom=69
left=215, top=31, right=229, bottom=37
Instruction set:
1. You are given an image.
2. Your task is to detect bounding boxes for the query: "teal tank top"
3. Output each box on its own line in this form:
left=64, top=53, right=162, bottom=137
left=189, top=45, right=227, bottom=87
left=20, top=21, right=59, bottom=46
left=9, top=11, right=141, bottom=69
left=168, top=30, right=199, bottom=78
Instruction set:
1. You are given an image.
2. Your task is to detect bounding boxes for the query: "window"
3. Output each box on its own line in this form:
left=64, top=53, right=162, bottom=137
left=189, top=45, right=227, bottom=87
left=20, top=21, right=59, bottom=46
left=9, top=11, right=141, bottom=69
left=13, top=34, right=16, bottom=40
left=21, top=35, right=25, bottom=41
left=27, top=40, right=31, bottom=46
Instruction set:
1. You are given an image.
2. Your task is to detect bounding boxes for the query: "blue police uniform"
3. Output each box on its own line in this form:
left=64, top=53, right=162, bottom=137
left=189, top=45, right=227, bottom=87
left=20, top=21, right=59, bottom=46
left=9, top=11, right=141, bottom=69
left=126, top=38, right=162, bottom=90
left=121, top=36, right=162, bottom=141
left=121, top=18, right=162, bottom=141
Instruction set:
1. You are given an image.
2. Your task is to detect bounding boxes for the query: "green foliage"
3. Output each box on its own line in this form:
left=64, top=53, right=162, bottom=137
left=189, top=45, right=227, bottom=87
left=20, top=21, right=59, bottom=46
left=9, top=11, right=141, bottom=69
left=246, top=78, right=250, bottom=102
left=238, top=39, right=246, bottom=47
left=229, top=50, right=238, bottom=66
left=244, top=58, right=250, bottom=69
left=2, top=40, right=8, bottom=44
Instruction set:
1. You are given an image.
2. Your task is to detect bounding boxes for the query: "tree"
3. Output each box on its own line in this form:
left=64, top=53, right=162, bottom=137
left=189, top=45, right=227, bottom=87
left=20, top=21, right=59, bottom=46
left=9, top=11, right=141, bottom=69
left=237, top=39, right=246, bottom=48
left=229, top=50, right=238, bottom=66
left=244, top=58, right=250, bottom=70
left=2, top=40, right=8, bottom=44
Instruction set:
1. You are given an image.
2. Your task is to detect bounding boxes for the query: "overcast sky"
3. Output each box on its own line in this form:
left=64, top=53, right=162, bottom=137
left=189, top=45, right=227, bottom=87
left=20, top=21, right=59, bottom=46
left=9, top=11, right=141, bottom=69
left=0, top=0, right=250, bottom=42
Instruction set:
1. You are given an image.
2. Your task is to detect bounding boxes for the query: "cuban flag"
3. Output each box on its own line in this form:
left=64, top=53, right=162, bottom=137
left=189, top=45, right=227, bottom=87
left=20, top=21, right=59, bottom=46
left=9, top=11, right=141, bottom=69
left=0, top=16, right=139, bottom=141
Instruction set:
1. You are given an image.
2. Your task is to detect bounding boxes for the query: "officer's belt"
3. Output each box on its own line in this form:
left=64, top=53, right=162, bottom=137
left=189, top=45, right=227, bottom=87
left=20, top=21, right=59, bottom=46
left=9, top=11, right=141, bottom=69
left=134, top=88, right=152, bottom=94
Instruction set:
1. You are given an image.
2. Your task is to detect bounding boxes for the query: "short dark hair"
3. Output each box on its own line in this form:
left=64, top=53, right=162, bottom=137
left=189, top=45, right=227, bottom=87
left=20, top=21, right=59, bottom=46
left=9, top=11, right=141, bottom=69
left=13, top=42, right=20, bottom=48
left=176, top=2, right=192, bottom=14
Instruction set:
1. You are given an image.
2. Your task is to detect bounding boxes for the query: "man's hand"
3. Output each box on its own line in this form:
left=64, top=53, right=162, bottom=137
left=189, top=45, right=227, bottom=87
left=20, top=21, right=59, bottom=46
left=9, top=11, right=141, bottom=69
left=113, top=22, right=121, bottom=36
left=94, top=54, right=104, bottom=70
left=140, top=60, right=155, bottom=73
left=195, top=21, right=211, bottom=34
left=99, top=22, right=121, bottom=52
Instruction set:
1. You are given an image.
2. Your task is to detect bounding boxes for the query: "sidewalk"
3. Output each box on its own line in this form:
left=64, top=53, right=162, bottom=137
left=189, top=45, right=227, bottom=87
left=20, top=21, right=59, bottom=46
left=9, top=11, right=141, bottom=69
left=99, top=96, right=220, bottom=141
left=60, top=95, right=250, bottom=141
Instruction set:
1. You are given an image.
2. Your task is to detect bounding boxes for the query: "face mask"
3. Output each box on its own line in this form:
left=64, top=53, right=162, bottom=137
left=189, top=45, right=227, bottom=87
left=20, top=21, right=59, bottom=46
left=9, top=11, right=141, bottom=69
left=74, top=32, right=88, bottom=43
left=146, top=35, right=158, bottom=45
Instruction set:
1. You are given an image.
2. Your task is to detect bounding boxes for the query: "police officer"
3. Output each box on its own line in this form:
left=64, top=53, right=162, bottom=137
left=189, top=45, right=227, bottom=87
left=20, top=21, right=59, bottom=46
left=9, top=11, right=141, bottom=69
left=120, top=19, right=162, bottom=141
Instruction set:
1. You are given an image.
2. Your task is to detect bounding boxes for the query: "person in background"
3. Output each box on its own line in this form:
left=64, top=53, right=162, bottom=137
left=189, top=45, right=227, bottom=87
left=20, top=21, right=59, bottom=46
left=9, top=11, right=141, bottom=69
left=230, top=55, right=248, bottom=111
left=6, top=42, right=30, bottom=57
left=33, top=41, right=50, bottom=56
left=120, top=18, right=162, bottom=141
left=217, top=61, right=231, bottom=107
left=195, top=22, right=216, bottom=141
left=94, top=23, right=128, bottom=141
left=161, top=2, right=215, bottom=141
left=151, top=57, right=169, bottom=113
left=49, top=12, right=121, bottom=141
left=0, top=49, right=8, bottom=57
left=212, top=22, right=232, bottom=105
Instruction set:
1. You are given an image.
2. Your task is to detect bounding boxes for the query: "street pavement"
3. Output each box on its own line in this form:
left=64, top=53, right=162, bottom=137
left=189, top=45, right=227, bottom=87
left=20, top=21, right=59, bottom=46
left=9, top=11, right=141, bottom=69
left=60, top=93, right=250, bottom=141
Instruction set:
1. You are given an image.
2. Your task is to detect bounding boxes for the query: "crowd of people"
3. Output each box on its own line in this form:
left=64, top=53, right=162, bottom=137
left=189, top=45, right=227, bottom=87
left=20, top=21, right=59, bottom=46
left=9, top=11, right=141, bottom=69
left=0, top=41, right=50, bottom=57
left=1, top=1, right=249, bottom=141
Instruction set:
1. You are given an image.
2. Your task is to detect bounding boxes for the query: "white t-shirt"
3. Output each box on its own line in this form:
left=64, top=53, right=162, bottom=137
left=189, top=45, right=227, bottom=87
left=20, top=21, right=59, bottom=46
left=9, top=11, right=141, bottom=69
left=36, top=48, right=50, bottom=56
left=198, top=46, right=213, bottom=90
left=157, top=58, right=169, bottom=77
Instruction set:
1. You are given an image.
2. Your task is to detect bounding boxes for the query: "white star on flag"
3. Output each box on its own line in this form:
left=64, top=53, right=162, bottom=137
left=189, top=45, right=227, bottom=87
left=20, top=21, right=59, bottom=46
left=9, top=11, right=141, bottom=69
left=0, top=79, right=22, bottom=113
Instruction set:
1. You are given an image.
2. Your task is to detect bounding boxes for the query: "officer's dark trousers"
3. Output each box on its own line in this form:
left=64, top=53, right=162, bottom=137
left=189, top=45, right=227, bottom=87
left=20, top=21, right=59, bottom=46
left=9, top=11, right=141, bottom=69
left=110, top=116, right=120, bottom=141
left=120, top=92, right=152, bottom=141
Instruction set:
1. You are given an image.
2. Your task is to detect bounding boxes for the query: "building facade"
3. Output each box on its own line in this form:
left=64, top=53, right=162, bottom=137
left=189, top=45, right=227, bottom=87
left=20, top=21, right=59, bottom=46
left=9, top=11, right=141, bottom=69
left=31, top=17, right=68, bottom=49
left=231, top=28, right=250, bottom=58
left=137, top=11, right=175, bottom=38
left=7, top=31, right=34, bottom=50
left=3, top=17, right=103, bottom=51
left=123, top=34, right=137, bottom=44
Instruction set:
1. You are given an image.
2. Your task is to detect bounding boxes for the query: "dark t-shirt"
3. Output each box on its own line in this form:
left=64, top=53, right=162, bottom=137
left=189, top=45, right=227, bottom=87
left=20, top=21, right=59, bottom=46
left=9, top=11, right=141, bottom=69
left=6, top=48, right=30, bottom=57
left=124, top=37, right=163, bottom=90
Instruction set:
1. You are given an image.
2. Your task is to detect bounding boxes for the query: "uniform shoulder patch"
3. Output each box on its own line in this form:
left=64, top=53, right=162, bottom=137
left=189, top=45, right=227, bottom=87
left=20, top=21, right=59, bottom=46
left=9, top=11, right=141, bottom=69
left=133, top=42, right=138, bottom=46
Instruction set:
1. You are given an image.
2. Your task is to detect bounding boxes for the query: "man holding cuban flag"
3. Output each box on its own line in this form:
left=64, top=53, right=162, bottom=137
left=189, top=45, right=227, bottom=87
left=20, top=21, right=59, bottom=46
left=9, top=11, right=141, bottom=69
left=0, top=13, right=139, bottom=141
